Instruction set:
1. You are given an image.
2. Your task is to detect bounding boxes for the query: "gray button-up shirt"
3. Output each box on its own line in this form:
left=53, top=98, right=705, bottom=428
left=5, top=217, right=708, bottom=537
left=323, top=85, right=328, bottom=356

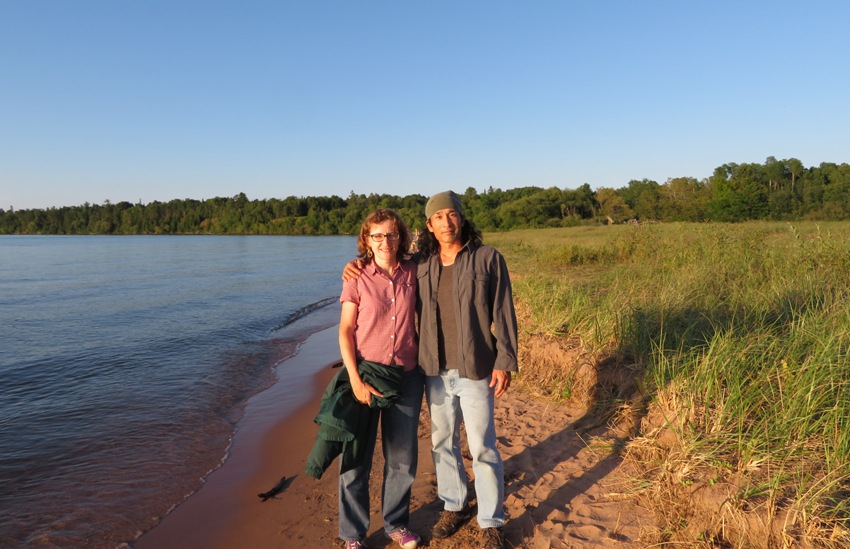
left=417, top=241, right=519, bottom=379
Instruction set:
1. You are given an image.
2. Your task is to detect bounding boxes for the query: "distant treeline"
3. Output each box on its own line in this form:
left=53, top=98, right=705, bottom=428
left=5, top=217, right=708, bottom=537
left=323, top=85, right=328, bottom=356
left=2, top=157, right=849, bottom=235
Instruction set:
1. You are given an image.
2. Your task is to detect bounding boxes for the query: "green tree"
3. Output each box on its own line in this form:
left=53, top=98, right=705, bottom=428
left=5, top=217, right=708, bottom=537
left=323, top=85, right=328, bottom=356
left=620, top=179, right=661, bottom=220
left=707, top=164, right=769, bottom=221
left=596, top=187, right=633, bottom=223
left=658, top=177, right=709, bottom=221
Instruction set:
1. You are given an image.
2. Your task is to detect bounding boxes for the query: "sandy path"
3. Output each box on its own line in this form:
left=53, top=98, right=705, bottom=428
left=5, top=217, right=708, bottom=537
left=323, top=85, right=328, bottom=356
left=134, top=328, right=649, bottom=549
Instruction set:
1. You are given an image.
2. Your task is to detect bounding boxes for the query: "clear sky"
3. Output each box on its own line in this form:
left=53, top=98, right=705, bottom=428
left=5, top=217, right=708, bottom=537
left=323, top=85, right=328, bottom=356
left=2, top=1, right=848, bottom=211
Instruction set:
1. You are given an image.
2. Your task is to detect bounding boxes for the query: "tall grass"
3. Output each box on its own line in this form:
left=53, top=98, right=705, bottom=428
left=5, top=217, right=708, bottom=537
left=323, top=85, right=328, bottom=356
left=489, top=222, right=850, bottom=544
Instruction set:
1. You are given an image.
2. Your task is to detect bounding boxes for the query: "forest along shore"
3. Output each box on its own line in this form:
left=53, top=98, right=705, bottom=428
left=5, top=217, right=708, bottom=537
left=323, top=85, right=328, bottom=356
left=6, top=158, right=850, bottom=237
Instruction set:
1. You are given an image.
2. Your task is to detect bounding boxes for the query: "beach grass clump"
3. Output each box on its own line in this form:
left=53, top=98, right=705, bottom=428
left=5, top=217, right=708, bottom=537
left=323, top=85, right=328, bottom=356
left=488, top=221, right=850, bottom=547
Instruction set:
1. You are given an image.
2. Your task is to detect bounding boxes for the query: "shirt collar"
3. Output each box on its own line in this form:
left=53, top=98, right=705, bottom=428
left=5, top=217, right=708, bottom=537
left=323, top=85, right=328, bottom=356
left=364, top=260, right=382, bottom=275
left=365, top=260, right=404, bottom=277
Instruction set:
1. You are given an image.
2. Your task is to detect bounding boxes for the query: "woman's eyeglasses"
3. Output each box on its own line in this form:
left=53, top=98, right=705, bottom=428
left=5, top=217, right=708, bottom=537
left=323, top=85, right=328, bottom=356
left=369, top=232, right=400, bottom=242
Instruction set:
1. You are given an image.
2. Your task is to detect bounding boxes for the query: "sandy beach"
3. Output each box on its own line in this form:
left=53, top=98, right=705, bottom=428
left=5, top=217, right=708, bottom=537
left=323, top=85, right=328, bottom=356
left=134, top=326, right=649, bottom=549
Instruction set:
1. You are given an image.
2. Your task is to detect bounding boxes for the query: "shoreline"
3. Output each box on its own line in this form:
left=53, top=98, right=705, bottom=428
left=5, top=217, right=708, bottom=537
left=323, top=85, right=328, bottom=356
left=133, top=324, right=342, bottom=549
left=133, top=323, right=651, bottom=548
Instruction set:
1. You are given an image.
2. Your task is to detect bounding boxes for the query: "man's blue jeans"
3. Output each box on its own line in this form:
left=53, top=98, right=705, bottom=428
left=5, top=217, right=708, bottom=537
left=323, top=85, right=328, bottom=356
left=425, top=369, right=505, bottom=528
left=338, top=368, right=424, bottom=541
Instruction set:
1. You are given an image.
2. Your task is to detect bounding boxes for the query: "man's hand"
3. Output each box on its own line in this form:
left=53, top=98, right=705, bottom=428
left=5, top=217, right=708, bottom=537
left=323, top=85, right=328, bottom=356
left=490, top=370, right=511, bottom=398
left=342, top=259, right=364, bottom=282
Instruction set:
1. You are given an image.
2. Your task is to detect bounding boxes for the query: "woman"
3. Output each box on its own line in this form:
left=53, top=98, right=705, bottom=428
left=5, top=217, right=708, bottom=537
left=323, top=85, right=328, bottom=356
left=337, top=208, right=423, bottom=549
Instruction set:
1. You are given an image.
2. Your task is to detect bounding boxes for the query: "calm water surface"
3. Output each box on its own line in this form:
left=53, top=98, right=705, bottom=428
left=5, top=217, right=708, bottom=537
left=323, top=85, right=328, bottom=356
left=0, top=235, right=354, bottom=548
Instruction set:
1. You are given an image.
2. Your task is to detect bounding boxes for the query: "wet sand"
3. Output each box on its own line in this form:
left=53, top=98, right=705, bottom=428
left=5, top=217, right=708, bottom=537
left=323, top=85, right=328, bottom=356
left=134, top=325, right=341, bottom=549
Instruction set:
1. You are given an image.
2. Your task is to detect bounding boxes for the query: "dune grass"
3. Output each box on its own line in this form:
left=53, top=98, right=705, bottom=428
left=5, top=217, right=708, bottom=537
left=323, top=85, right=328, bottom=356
left=489, top=221, right=850, bottom=546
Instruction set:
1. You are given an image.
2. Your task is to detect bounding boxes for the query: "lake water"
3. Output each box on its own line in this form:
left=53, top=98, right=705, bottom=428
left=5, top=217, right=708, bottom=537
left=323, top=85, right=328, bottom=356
left=0, top=235, right=355, bottom=548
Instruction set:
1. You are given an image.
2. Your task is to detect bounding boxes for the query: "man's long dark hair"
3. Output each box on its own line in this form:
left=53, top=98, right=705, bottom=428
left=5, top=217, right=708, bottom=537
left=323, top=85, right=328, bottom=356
left=415, top=216, right=483, bottom=259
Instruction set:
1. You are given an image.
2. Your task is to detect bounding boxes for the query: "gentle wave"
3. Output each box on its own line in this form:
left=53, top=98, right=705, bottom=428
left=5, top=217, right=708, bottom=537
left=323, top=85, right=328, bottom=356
left=270, top=296, right=338, bottom=333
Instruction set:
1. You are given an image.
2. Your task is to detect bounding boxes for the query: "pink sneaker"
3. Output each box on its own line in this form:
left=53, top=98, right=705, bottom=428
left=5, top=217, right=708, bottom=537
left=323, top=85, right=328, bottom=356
left=388, top=527, right=421, bottom=549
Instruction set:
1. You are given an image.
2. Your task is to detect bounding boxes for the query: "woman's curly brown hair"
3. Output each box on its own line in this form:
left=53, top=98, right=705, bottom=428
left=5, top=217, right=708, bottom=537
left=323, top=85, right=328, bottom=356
left=356, top=208, right=412, bottom=263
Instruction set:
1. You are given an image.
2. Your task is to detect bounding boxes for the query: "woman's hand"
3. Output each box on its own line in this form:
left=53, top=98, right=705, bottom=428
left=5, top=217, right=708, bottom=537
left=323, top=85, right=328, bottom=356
left=350, top=377, right=383, bottom=405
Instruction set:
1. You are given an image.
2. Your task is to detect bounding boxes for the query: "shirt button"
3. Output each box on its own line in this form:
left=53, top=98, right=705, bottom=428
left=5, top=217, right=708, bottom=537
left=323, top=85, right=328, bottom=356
left=390, top=335, right=395, bottom=339
left=391, top=298, right=395, bottom=302
left=391, top=316, right=395, bottom=320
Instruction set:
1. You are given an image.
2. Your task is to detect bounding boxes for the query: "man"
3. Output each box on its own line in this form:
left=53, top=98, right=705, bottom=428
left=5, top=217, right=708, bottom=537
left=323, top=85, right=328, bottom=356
left=416, top=190, right=517, bottom=549
left=345, top=190, right=518, bottom=549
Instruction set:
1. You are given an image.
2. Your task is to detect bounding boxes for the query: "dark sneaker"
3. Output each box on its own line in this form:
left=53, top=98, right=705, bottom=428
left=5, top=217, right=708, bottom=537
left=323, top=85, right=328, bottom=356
left=481, top=527, right=505, bottom=549
left=388, top=527, right=421, bottom=549
left=431, top=508, right=470, bottom=539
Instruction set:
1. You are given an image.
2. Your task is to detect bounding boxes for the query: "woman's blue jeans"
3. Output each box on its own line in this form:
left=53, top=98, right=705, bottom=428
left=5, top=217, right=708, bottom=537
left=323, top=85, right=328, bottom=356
left=338, top=368, right=424, bottom=541
left=425, top=369, right=505, bottom=528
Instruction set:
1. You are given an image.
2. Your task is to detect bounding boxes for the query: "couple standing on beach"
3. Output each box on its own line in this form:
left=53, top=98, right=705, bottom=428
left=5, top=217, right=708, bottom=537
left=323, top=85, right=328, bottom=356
left=327, top=190, right=518, bottom=549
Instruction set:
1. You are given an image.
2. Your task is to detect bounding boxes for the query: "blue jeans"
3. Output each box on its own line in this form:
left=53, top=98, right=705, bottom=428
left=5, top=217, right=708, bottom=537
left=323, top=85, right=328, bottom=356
left=339, top=368, right=424, bottom=541
left=425, top=369, right=505, bottom=528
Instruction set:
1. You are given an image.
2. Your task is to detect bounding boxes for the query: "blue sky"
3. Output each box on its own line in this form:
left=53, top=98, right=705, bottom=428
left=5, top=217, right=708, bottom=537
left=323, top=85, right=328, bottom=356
left=2, top=1, right=848, bottom=211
